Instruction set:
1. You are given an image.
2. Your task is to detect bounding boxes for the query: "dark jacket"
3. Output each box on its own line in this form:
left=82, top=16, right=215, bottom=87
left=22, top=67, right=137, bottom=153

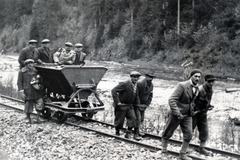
left=18, top=46, right=38, bottom=68
left=111, top=80, right=139, bottom=109
left=74, top=51, right=86, bottom=65
left=37, top=46, right=52, bottom=63
left=168, top=80, right=195, bottom=117
left=17, top=67, right=43, bottom=100
left=194, top=84, right=213, bottom=111
left=137, top=78, right=153, bottom=106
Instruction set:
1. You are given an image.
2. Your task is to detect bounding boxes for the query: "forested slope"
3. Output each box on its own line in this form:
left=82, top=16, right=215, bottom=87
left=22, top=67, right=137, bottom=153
left=0, top=0, right=240, bottom=76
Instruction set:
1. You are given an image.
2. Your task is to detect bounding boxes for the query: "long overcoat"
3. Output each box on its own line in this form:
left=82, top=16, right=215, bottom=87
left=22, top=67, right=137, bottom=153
left=137, top=78, right=153, bottom=106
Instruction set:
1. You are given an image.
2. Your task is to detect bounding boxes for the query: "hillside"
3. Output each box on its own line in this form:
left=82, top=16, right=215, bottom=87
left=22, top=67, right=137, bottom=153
left=0, top=0, right=240, bottom=77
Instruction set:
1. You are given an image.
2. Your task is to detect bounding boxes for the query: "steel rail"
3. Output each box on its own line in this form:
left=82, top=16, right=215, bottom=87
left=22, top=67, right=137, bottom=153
left=0, top=95, right=206, bottom=160
left=1, top=94, right=239, bottom=159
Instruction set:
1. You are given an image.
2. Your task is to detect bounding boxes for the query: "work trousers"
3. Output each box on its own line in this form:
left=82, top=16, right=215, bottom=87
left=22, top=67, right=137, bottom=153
left=134, top=107, right=145, bottom=127
left=192, top=112, right=208, bottom=142
left=114, top=106, right=136, bottom=130
left=24, top=98, right=44, bottom=114
left=162, top=114, right=193, bottom=142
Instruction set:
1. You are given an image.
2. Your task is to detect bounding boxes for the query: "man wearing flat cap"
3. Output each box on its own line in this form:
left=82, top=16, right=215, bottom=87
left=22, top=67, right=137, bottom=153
left=161, top=69, right=202, bottom=160
left=17, top=59, right=45, bottom=124
left=135, top=71, right=155, bottom=137
left=74, top=43, right=86, bottom=66
left=192, top=74, right=216, bottom=156
left=111, top=71, right=141, bottom=140
left=37, top=39, right=53, bottom=63
left=18, top=39, right=39, bottom=68
left=53, top=42, right=76, bottom=65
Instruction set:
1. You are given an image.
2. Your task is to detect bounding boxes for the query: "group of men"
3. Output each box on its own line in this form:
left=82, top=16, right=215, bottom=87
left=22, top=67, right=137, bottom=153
left=17, top=39, right=87, bottom=123
left=18, top=39, right=87, bottom=68
left=112, top=69, right=216, bottom=160
left=111, top=71, right=155, bottom=141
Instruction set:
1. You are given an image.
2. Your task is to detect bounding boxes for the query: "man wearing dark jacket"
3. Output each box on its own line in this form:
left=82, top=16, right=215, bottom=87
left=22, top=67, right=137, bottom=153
left=111, top=71, right=141, bottom=140
left=135, top=71, right=155, bottom=136
left=18, top=40, right=39, bottom=68
left=17, top=59, right=44, bottom=123
left=37, top=39, right=52, bottom=63
left=193, top=74, right=215, bottom=156
left=161, top=69, right=202, bottom=160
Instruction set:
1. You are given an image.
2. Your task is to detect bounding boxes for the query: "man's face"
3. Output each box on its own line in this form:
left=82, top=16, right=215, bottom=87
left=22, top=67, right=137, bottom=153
left=205, top=80, right=215, bottom=88
left=43, top=43, right=50, bottom=48
left=191, top=73, right=201, bottom=85
left=75, top=47, right=82, bottom=52
left=30, top=43, right=37, bottom=49
left=27, top=62, right=34, bottom=69
left=146, top=75, right=153, bottom=83
left=65, top=45, right=72, bottom=52
left=131, top=76, right=140, bottom=84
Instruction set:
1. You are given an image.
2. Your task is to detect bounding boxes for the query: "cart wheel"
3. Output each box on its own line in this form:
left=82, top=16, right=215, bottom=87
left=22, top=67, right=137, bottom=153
left=56, top=111, right=68, bottom=122
left=41, top=108, right=51, bottom=119
left=81, top=112, right=94, bottom=120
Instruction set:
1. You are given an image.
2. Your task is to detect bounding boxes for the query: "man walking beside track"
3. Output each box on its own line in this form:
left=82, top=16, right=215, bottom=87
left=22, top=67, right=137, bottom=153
left=192, top=74, right=216, bottom=156
left=111, top=71, right=142, bottom=141
left=135, top=71, right=155, bottom=137
left=161, top=69, right=202, bottom=160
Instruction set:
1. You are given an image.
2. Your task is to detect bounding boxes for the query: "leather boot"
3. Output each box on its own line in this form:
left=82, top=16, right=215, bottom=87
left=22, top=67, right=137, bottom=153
left=115, top=128, right=120, bottom=136
left=161, top=138, right=168, bottom=153
left=37, top=112, right=45, bottom=123
left=198, top=147, right=211, bottom=156
left=125, top=131, right=131, bottom=139
left=133, top=128, right=141, bottom=140
left=179, top=153, right=192, bottom=160
left=26, top=113, right=31, bottom=124
left=179, top=140, right=192, bottom=160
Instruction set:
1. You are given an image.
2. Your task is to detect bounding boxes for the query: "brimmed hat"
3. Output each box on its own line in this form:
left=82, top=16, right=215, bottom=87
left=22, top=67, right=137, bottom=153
left=29, top=39, right=37, bottom=44
left=130, top=71, right=141, bottom=77
left=42, top=39, right=50, bottom=43
left=145, top=71, right=155, bottom=78
left=205, top=74, right=216, bottom=81
left=24, top=59, right=34, bottom=64
left=190, top=69, right=202, bottom=77
left=75, top=43, right=83, bottom=47
left=65, top=42, right=73, bottom=47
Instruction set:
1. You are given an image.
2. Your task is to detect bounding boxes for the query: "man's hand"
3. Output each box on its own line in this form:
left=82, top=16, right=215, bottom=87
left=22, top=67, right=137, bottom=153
left=177, top=113, right=184, bottom=120
left=19, top=90, right=25, bottom=100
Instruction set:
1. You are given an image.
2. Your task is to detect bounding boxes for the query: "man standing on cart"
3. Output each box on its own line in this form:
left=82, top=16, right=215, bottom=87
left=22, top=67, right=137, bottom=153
left=111, top=71, right=142, bottom=140
left=17, top=59, right=45, bottom=124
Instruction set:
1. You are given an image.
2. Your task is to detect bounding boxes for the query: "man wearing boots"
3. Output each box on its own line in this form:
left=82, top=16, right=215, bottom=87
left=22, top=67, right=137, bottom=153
left=192, top=74, right=216, bottom=156
left=135, top=71, right=155, bottom=137
left=17, top=59, right=45, bottom=123
left=111, top=71, right=141, bottom=141
left=161, top=69, right=202, bottom=160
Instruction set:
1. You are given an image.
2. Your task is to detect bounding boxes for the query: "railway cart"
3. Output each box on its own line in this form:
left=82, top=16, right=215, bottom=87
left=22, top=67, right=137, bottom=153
left=35, top=65, right=108, bottom=122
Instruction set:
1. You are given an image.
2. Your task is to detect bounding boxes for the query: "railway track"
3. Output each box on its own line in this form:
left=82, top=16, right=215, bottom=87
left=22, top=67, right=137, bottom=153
left=0, top=94, right=239, bottom=160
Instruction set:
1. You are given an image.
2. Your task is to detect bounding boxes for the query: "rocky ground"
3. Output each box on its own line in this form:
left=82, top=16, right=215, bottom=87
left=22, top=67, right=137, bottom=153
left=0, top=54, right=240, bottom=159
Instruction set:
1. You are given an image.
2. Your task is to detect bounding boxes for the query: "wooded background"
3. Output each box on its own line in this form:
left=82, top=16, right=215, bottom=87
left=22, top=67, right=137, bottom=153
left=0, top=0, right=240, bottom=76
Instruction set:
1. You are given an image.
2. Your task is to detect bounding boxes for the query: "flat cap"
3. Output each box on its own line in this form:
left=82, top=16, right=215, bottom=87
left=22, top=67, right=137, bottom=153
left=190, top=69, right=202, bottom=77
left=145, top=71, right=155, bottom=78
left=42, top=39, right=50, bottom=43
left=75, top=43, right=83, bottom=47
left=24, top=59, right=34, bottom=64
left=130, top=71, right=141, bottom=77
left=205, top=74, right=216, bottom=81
left=29, top=39, right=37, bottom=44
left=65, top=42, right=73, bottom=47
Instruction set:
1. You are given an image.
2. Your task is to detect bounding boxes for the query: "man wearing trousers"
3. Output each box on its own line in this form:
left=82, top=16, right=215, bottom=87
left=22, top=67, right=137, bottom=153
left=111, top=71, right=141, bottom=141
left=161, top=69, right=202, bottom=160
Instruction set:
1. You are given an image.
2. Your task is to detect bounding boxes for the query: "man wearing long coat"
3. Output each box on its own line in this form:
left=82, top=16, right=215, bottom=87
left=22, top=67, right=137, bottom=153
left=37, top=39, right=52, bottom=63
left=18, top=40, right=39, bottom=68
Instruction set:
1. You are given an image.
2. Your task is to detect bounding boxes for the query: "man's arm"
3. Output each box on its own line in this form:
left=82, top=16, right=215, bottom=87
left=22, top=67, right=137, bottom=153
left=111, top=82, right=125, bottom=105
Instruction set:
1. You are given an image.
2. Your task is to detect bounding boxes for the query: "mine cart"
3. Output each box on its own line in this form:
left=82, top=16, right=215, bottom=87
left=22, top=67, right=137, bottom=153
left=35, top=65, right=108, bottom=122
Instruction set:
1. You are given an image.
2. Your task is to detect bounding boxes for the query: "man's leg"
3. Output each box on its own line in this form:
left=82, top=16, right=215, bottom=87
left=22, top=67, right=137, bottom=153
left=35, top=98, right=45, bottom=123
left=24, top=101, right=34, bottom=124
left=114, top=109, right=126, bottom=136
left=179, top=116, right=193, bottom=160
left=162, top=114, right=181, bottom=153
